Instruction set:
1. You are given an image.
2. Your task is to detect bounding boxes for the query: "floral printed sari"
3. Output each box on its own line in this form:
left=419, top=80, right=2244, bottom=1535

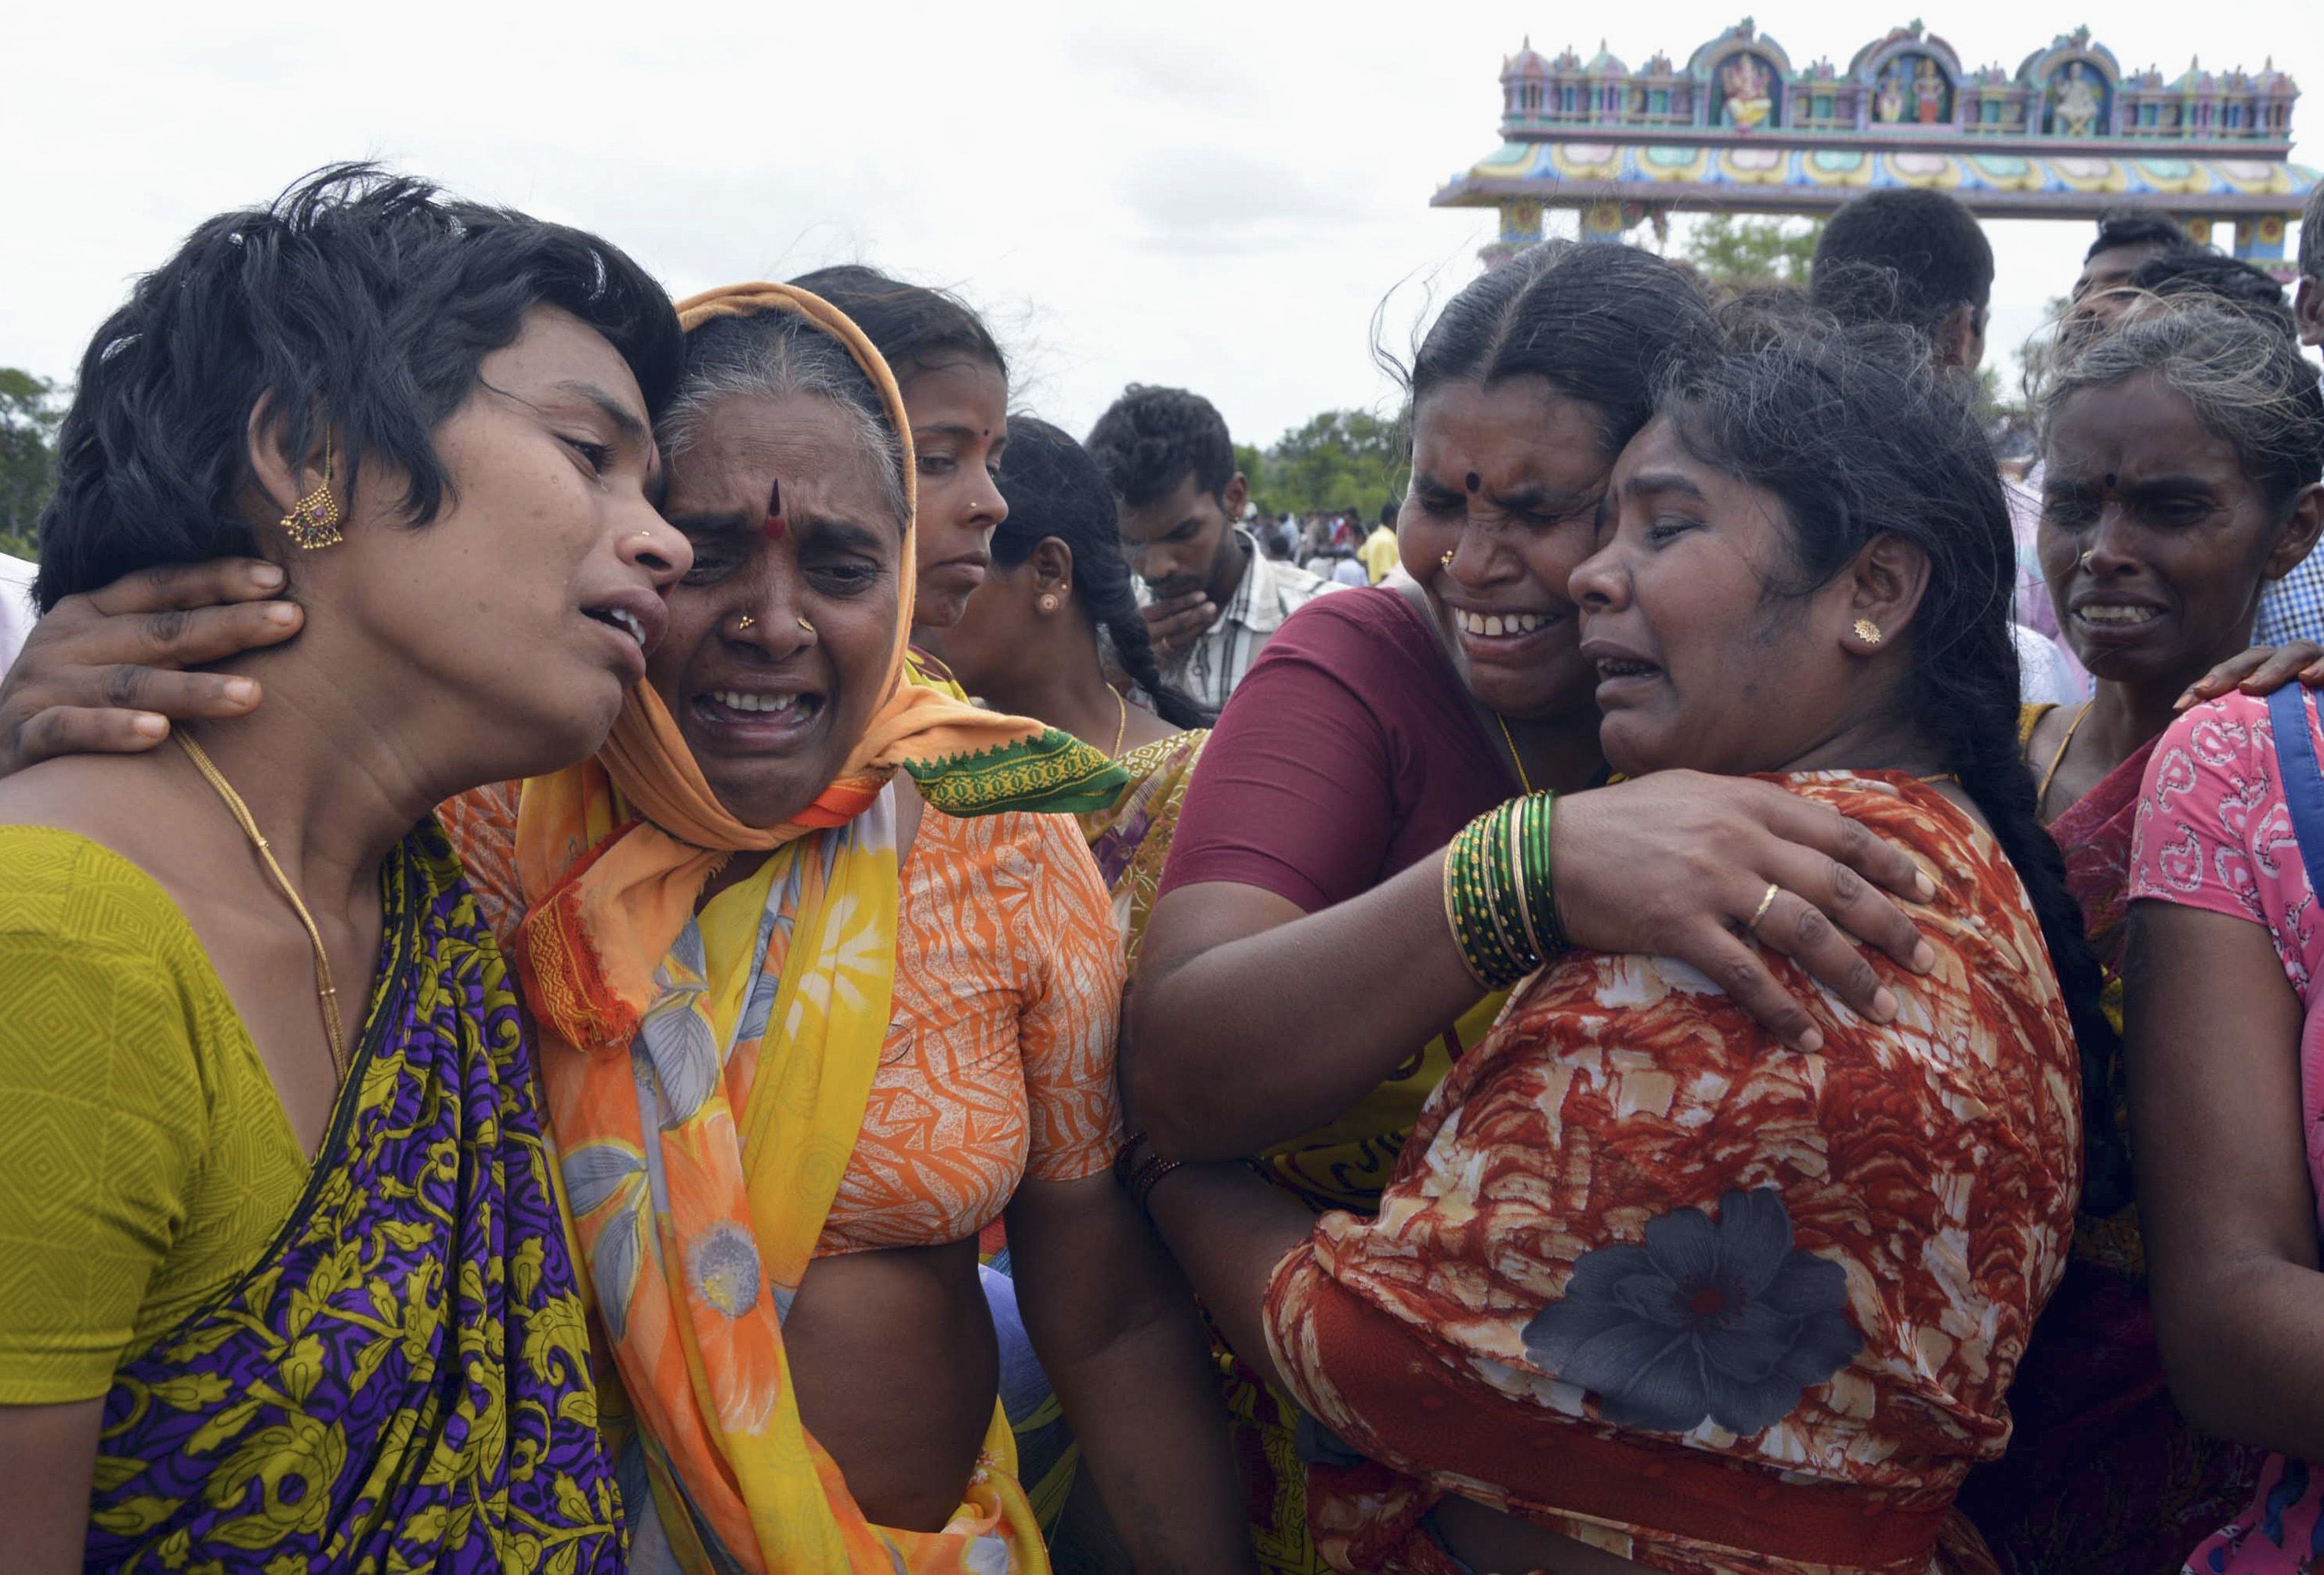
left=1263, top=773, right=2083, bottom=1575
left=85, top=822, right=618, bottom=1573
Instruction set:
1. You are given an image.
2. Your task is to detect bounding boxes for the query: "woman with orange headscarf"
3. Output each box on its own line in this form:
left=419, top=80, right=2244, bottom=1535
left=435, top=284, right=1252, bottom=1573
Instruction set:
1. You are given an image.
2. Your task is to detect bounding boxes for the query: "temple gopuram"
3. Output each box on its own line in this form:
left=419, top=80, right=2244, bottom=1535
left=1435, top=21, right=2316, bottom=279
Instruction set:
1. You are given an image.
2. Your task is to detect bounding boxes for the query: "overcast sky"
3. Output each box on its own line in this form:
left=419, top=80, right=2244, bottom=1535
left=4, top=2, right=2315, bottom=451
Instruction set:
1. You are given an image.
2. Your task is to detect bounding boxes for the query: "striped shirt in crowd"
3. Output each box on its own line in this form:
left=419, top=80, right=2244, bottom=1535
left=1149, top=527, right=1344, bottom=711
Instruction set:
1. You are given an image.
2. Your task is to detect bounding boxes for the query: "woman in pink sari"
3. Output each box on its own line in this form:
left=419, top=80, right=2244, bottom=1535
left=1961, top=302, right=2324, bottom=1571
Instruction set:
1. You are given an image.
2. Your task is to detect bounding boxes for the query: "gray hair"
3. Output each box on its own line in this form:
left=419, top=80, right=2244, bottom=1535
left=2038, top=301, right=2324, bottom=514
left=659, top=310, right=910, bottom=530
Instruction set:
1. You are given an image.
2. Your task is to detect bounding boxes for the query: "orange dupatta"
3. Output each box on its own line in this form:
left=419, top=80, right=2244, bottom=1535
left=514, top=284, right=1118, bottom=1572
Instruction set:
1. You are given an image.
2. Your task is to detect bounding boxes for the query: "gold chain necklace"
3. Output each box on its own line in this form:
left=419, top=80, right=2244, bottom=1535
left=2035, top=701, right=2093, bottom=818
left=1496, top=712, right=1536, bottom=795
left=1109, top=690, right=1129, bottom=759
left=177, top=734, right=350, bottom=1077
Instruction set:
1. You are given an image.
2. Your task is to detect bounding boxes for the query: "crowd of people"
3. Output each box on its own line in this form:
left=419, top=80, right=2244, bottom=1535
left=0, top=161, right=2322, bottom=1575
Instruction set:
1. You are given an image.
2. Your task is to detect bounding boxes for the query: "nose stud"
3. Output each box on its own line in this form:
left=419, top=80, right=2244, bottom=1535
left=2080, top=549, right=2096, bottom=571
left=737, top=614, right=755, bottom=631
left=797, top=617, right=816, bottom=635
left=1440, top=549, right=1455, bottom=570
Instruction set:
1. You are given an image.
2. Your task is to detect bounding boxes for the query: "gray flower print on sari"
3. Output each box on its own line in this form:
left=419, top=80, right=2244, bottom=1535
left=1522, top=1187, right=1862, bottom=1436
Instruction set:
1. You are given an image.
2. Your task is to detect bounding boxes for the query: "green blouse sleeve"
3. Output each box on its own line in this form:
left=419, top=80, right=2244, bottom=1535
left=0, top=832, right=210, bottom=1403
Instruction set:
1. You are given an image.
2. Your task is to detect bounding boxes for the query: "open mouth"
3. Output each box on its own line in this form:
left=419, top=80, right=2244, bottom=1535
left=1453, top=609, right=1557, bottom=639
left=1595, top=656, right=1661, bottom=680
left=2074, top=603, right=2162, bottom=628
left=692, top=688, right=826, bottom=728
left=584, top=606, right=649, bottom=650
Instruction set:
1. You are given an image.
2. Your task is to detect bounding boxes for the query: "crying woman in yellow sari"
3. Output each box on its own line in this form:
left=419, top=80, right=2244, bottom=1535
left=441, top=284, right=1251, bottom=1573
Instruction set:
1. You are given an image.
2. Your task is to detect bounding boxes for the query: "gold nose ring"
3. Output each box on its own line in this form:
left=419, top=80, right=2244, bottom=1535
left=2080, top=549, right=2095, bottom=570
left=797, top=617, right=816, bottom=635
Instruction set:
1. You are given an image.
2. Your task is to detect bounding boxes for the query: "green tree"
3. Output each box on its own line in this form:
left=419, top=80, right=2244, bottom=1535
left=0, top=368, right=62, bottom=561
left=1681, top=214, right=1823, bottom=290
left=1258, top=408, right=1408, bottom=519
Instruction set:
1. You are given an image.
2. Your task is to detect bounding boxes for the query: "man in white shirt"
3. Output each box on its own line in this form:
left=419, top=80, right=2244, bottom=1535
left=1088, top=385, right=1341, bottom=711
left=0, top=553, right=35, bottom=679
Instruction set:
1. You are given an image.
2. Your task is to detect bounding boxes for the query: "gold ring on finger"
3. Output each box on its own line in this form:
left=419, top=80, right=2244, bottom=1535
left=1749, top=882, right=1782, bottom=932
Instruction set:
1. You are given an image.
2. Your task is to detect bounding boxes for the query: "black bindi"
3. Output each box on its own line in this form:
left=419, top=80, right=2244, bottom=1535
left=1465, top=471, right=1481, bottom=493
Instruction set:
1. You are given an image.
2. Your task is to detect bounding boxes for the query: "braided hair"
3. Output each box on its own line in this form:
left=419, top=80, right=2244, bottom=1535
left=992, top=417, right=1210, bottom=730
left=1657, top=323, right=2130, bottom=1213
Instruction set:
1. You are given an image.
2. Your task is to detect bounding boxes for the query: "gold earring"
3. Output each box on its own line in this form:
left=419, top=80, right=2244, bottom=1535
left=279, top=431, right=343, bottom=550
left=1853, top=617, right=1884, bottom=646
left=737, top=613, right=755, bottom=630
left=1037, top=593, right=1059, bottom=613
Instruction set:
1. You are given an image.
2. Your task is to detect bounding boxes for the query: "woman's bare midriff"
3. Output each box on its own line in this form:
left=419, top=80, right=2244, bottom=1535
left=1432, top=1492, right=1651, bottom=1574
left=783, top=1235, right=999, bottom=1532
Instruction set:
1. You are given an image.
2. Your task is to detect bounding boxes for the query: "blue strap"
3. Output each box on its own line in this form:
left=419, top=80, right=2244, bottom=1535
left=2268, top=686, right=2324, bottom=901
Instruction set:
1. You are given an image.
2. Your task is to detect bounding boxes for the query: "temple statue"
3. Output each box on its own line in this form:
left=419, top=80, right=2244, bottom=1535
left=1914, top=58, right=1947, bottom=122
left=1723, top=52, right=1774, bottom=129
left=1876, top=62, right=1909, bottom=123
left=1462, top=22, right=2308, bottom=277
left=2055, top=61, right=2102, bottom=135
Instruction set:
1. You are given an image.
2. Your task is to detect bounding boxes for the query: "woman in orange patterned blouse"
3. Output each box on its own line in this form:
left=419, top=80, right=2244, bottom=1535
left=439, top=286, right=1251, bottom=1574
left=1132, top=325, right=2113, bottom=1574
left=945, top=416, right=1212, bottom=966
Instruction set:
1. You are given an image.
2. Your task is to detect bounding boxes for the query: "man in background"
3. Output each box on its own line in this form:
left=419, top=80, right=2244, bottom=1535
left=1088, top=384, right=1340, bottom=710
left=2072, top=210, right=2195, bottom=328
left=1810, top=186, right=1993, bottom=374
left=1357, top=500, right=1401, bottom=585
left=1810, top=187, right=2083, bottom=701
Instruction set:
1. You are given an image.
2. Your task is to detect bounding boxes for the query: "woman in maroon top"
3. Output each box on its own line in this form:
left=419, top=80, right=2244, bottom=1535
left=1128, top=242, right=1942, bottom=1575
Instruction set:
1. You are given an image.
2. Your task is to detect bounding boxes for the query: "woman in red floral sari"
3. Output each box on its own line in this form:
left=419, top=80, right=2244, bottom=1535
left=1960, top=303, right=2324, bottom=1574
left=1129, top=325, right=2113, bottom=1574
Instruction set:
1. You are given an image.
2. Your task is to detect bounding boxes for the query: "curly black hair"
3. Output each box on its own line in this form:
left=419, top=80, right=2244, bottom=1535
left=1810, top=188, right=1994, bottom=333
left=1084, top=385, right=1237, bottom=509
left=37, top=163, right=682, bottom=610
left=2086, top=208, right=2196, bottom=262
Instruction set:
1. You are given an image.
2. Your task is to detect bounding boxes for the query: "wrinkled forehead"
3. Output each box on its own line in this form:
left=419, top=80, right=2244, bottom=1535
left=1414, top=378, right=1613, bottom=487
left=661, top=389, right=902, bottom=530
left=2045, top=374, right=2238, bottom=480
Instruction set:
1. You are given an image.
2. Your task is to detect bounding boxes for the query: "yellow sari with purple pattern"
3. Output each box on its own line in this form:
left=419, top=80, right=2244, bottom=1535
left=85, top=820, right=619, bottom=1573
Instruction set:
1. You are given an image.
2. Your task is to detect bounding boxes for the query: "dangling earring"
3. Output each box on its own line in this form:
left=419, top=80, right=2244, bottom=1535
left=1037, top=593, right=1059, bottom=613
left=1853, top=617, right=1884, bottom=646
left=279, top=431, right=343, bottom=550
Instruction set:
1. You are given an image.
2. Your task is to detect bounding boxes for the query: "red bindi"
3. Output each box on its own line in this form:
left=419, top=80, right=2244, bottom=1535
left=764, top=477, right=786, bottom=540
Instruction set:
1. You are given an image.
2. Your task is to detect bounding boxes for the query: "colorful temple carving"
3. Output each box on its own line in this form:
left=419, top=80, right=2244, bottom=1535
left=1435, top=21, right=2316, bottom=278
